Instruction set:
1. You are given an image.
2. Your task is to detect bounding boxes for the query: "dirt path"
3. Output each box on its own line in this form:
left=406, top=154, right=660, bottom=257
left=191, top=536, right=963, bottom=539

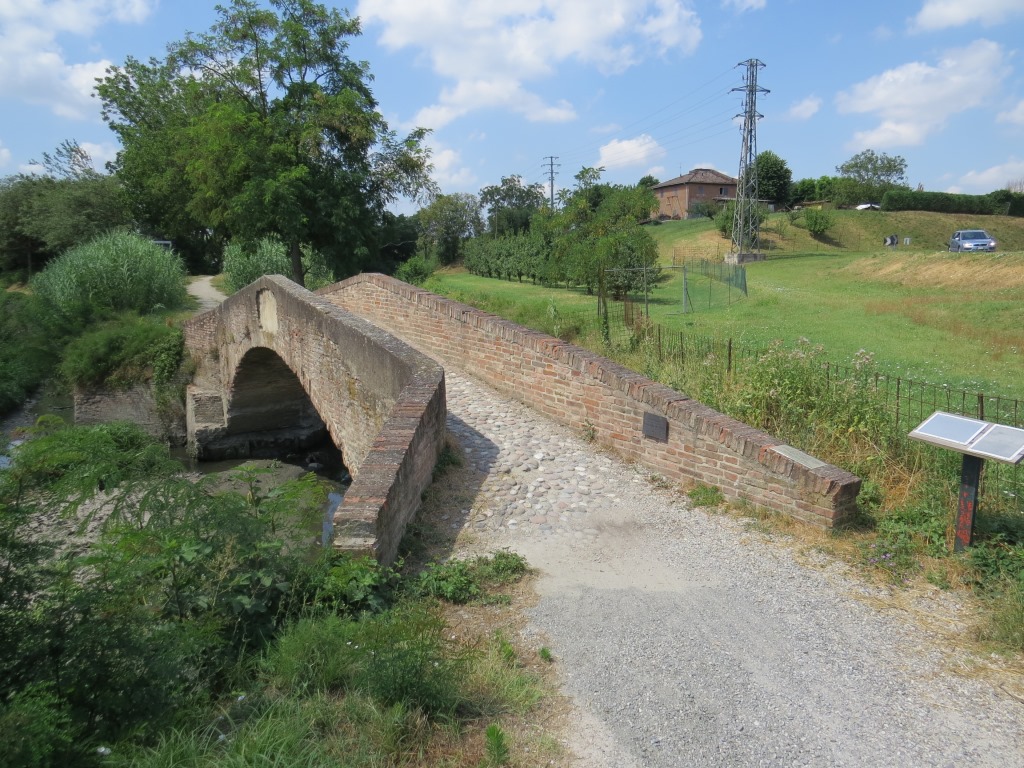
left=187, top=275, right=227, bottom=313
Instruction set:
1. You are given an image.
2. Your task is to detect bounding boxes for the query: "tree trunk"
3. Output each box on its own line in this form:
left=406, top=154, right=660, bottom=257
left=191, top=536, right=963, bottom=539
left=289, top=239, right=304, bottom=288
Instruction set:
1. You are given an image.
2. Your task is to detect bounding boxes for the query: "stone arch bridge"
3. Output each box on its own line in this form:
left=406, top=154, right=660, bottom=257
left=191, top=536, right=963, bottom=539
left=183, top=276, right=446, bottom=565
left=183, top=274, right=860, bottom=565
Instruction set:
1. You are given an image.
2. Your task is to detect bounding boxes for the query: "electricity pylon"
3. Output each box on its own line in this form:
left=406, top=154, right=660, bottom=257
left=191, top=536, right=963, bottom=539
left=730, top=59, right=767, bottom=260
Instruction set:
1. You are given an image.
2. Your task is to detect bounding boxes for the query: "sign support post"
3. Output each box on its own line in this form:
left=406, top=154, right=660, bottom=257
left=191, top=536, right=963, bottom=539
left=955, top=454, right=983, bottom=552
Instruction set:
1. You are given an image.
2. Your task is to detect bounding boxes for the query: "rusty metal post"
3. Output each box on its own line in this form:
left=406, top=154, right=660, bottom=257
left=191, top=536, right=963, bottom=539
left=955, top=454, right=983, bottom=552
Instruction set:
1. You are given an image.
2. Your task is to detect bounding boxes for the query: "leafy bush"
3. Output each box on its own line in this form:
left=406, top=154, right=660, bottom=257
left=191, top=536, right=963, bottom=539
left=414, top=551, right=529, bottom=604
left=0, top=291, right=71, bottom=414
left=223, top=237, right=334, bottom=292
left=393, top=252, right=437, bottom=286
left=32, top=230, right=187, bottom=320
left=803, top=208, right=836, bottom=237
left=59, top=317, right=183, bottom=389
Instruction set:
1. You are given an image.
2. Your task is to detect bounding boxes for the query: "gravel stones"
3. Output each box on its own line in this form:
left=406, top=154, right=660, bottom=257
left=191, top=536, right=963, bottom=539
left=440, top=368, right=1024, bottom=768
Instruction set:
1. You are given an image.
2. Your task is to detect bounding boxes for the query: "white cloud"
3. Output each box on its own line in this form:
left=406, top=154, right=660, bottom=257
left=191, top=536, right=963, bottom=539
left=429, top=144, right=477, bottom=190
left=647, top=165, right=667, bottom=179
left=836, top=40, right=1009, bottom=149
left=912, top=0, right=1024, bottom=31
left=997, top=100, right=1024, bottom=126
left=358, top=0, right=702, bottom=128
left=0, top=140, right=10, bottom=168
left=785, top=96, right=821, bottom=121
left=954, top=158, right=1024, bottom=191
left=0, top=1, right=156, bottom=120
left=598, top=134, right=667, bottom=170
left=80, top=140, right=119, bottom=170
left=413, top=78, right=576, bottom=129
left=722, top=0, right=766, bottom=11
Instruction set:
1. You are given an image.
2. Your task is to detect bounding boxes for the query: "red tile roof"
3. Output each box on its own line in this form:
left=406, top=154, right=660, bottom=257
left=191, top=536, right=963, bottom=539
left=652, top=168, right=737, bottom=189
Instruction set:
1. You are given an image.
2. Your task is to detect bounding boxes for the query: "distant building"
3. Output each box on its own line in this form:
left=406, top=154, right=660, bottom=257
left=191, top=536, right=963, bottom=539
left=651, top=168, right=737, bottom=219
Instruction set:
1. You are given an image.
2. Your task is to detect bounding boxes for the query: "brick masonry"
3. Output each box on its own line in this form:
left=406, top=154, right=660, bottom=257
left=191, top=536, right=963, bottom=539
left=182, top=275, right=446, bottom=564
left=320, top=273, right=862, bottom=527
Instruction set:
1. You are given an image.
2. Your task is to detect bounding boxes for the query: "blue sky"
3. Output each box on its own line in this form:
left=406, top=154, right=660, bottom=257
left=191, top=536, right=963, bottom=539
left=2, top=0, right=1024, bottom=206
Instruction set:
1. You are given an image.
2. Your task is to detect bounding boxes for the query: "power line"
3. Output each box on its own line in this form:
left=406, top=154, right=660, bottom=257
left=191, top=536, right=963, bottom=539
left=553, top=66, right=737, bottom=168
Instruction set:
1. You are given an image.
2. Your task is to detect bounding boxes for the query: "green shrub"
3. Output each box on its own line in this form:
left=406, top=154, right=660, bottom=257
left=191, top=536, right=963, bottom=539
left=416, top=559, right=480, bottom=603
left=0, top=684, right=76, bottom=768
left=413, top=551, right=530, bottom=605
left=393, top=252, right=437, bottom=286
left=881, top=189, right=1002, bottom=215
left=59, top=317, right=183, bottom=389
left=32, top=230, right=187, bottom=320
left=0, top=291, right=71, bottom=414
left=803, top=208, right=835, bottom=236
left=222, top=237, right=334, bottom=292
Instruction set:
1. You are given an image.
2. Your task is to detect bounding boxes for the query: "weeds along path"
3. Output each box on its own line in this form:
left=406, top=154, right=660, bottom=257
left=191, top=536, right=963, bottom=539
left=431, top=367, right=1024, bottom=768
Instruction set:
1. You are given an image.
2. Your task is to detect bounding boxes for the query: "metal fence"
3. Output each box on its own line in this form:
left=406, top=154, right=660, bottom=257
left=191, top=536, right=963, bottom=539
left=545, top=294, right=1022, bottom=510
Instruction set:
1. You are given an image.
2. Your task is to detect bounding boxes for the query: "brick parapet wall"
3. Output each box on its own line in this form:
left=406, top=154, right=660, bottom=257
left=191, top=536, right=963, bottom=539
left=320, top=274, right=861, bottom=526
left=183, top=276, right=447, bottom=564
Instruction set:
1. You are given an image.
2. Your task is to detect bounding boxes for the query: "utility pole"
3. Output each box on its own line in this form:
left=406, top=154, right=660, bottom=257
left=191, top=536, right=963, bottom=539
left=729, top=59, right=767, bottom=263
left=544, top=155, right=560, bottom=208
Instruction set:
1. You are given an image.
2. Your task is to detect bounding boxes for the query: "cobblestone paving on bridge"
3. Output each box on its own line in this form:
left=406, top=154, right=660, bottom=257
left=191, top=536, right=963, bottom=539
left=443, top=368, right=667, bottom=542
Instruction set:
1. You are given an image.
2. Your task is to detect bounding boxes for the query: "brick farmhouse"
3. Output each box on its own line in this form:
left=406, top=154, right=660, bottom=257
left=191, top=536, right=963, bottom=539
left=651, top=168, right=737, bottom=219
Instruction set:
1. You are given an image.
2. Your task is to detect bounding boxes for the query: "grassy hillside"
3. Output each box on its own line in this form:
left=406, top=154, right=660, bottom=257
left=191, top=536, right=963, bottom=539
left=429, top=242, right=1024, bottom=397
left=651, top=209, right=1024, bottom=260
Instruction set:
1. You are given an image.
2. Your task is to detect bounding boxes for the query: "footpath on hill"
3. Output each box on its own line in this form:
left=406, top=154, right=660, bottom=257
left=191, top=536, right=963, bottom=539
left=189, top=276, right=1023, bottom=766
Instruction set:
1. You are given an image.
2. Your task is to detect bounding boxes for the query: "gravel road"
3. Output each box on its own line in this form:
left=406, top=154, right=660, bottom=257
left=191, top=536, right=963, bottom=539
left=438, top=367, right=1024, bottom=768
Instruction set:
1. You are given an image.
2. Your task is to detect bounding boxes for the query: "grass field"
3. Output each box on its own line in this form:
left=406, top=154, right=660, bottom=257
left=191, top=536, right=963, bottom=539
left=430, top=210, right=1024, bottom=399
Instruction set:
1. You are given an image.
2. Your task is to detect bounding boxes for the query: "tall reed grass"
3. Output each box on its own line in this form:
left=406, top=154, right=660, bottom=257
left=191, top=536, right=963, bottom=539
left=223, top=238, right=335, bottom=293
left=32, top=231, right=187, bottom=320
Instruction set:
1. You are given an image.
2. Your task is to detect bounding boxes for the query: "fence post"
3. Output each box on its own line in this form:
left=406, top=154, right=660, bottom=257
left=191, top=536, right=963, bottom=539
left=895, top=378, right=901, bottom=428
left=727, top=338, right=733, bottom=374
left=978, top=393, right=985, bottom=421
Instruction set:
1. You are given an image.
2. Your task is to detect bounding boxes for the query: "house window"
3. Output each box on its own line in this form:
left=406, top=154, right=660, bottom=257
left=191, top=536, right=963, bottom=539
left=697, top=186, right=705, bottom=197
left=719, top=187, right=726, bottom=195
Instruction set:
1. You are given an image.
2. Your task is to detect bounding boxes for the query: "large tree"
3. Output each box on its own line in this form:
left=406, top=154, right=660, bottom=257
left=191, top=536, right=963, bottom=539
left=749, top=150, right=792, bottom=207
left=834, top=149, right=908, bottom=206
left=416, top=193, right=483, bottom=265
left=97, top=0, right=434, bottom=285
left=479, top=175, right=546, bottom=236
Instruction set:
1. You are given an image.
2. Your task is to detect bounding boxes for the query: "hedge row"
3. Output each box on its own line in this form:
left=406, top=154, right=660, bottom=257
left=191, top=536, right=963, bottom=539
left=881, top=189, right=1024, bottom=217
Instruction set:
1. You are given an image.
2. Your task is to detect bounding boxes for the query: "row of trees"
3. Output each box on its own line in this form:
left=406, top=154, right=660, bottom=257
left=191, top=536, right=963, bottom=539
left=0, top=142, right=130, bottom=276
left=461, top=168, right=660, bottom=297
left=737, top=149, right=911, bottom=210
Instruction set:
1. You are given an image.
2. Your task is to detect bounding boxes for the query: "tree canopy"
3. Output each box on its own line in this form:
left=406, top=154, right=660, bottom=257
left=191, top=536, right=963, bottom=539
left=0, top=141, right=128, bottom=275
left=479, top=175, right=546, bottom=236
left=834, top=150, right=908, bottom=207
left=416, top=193, right=484, bottom=265
left=750, top=150, right=792, bottom=206
left=97, top=0, right=434, bottom=285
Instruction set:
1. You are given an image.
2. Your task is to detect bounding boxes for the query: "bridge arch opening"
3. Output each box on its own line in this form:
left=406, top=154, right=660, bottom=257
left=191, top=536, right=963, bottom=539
left=209, top=347, right=344, bottom=474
